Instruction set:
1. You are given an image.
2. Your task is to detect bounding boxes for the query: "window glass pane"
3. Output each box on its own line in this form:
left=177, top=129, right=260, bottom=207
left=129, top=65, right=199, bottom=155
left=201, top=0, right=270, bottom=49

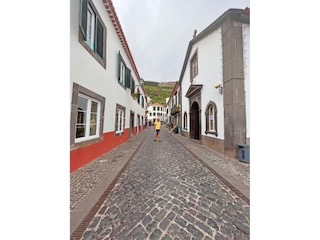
left=116, top=110, right=119, bottom=131
left=119, top=111, right=123, bottom=131
left=78, top=96, right=88, bottom=111
left=91, top=101, right=98, bottom=113
left=90, top=113, right=97, bottom=136
left=76, top=96, right=88, bottom=138
left=77, top=111, right=87, bottom=124
left=86, top=7, right=95, bottom=50
left=90, top=124, right=97, bottom=135
left=76, top=125, right=86, bottom=138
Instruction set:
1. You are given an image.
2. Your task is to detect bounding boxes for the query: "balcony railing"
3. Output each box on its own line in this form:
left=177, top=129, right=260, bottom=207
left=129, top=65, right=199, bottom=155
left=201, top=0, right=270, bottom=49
left=170, top=104, right=180, bottom=115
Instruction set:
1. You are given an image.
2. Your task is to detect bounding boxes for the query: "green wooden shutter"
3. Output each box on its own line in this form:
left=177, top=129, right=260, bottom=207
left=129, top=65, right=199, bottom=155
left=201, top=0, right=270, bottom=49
left=131, top=77, right=135, bottom=94
left=95, top=18, right=104, bottom=59
left=125, top=69, right=131, bottom=88
left=80, top=0, right=88, bottom=40
left=117, top=52, right=121, bottom=81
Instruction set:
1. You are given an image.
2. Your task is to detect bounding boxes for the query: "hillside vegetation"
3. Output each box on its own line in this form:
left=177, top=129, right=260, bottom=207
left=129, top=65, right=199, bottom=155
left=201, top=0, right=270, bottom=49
left=144, top=81, right=174, bottom=105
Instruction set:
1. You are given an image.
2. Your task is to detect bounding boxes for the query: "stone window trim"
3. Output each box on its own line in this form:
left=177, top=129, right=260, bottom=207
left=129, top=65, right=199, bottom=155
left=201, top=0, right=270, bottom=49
left=78, top=0, right=107, bottom=69
left=190, top=48, right=198, bottom=82
left=114, top=103, right=126, bottom=136
left=183, top=111, right=188, bottom=130
left=205, top=101, right=218, bottom=137
left=70, top=83, right=105, bottom=149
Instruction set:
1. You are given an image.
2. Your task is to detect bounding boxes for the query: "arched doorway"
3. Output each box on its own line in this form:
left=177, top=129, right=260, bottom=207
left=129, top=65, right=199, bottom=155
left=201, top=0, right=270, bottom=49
left=190, top=101, right=200, bottom=140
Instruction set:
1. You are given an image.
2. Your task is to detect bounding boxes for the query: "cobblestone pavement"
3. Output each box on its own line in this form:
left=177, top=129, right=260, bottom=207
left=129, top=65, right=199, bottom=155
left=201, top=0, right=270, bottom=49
left=70, top=130, right=148, bottom=210
left=78, top=128, right=250, bottom=240
left=171, top=133, right=250, bottom=188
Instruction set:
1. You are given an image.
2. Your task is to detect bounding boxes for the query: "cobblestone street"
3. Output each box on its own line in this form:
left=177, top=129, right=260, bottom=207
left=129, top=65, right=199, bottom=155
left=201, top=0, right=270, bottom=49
left=71, top=127, right=250, bottom=240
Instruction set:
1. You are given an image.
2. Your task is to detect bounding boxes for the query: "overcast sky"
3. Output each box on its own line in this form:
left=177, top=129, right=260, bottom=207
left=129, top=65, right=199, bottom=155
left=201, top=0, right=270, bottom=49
left=112, top=0, right=250, bottom=82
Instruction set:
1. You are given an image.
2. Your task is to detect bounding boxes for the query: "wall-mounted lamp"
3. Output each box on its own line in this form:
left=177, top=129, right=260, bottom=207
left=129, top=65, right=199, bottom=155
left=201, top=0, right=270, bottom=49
left=135, top=78, right=144, bottom=89
left=214, top=83, right=223, bottom=95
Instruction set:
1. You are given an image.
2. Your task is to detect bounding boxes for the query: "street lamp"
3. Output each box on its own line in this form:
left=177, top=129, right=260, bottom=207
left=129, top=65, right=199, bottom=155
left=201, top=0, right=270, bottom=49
left=136, top=78, right=144, bottom=88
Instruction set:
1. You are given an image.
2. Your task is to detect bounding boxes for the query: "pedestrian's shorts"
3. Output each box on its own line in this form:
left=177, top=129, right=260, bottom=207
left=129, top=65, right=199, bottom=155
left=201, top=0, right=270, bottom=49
left=156, top=130, right=160, bottom=135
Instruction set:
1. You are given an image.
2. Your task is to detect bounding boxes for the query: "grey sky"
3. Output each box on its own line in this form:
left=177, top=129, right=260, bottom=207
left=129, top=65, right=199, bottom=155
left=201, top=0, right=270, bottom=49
left=112, top=0, right=250, bottom=82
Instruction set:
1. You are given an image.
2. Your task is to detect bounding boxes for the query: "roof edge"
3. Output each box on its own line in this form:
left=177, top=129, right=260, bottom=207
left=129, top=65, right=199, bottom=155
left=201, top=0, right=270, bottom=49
left=178, top=8, right=249, bottom=84
left=103, top=0, right=147, bottom=96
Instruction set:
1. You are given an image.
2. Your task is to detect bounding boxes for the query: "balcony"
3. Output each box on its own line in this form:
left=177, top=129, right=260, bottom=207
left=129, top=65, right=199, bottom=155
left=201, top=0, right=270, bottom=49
left=170, top=104, right=180, bottom=115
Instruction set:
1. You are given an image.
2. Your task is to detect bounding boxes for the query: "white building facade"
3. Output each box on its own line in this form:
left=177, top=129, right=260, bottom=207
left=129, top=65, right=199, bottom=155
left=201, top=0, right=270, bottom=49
left=147, top=103, right=167, bottom=125
left=70, top=0, right=147, bottom=172
left=179, top=8, right=250, bottom=158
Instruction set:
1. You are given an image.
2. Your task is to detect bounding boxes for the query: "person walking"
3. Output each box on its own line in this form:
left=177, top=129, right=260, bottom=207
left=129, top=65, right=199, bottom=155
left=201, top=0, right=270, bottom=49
left=154, top=118, right=162, bottom=142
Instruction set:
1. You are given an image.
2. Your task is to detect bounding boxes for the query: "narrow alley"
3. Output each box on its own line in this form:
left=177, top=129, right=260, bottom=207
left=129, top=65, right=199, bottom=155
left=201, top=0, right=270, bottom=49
left=71, top=126, right=250, bottom=240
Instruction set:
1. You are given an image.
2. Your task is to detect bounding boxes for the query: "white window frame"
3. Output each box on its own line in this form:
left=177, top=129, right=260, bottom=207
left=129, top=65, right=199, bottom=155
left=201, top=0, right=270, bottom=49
left=75, top=93, right=101, bottom=143
left=86, top=4, right=95, bottom=50
left=209, top=106, right=215, bottom=131
left=116, top=109, right=125, bottom=134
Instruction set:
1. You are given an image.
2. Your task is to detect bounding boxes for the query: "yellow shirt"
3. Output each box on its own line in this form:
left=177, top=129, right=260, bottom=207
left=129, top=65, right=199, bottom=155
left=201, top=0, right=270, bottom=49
left=154, top=121, right=161, bottom=130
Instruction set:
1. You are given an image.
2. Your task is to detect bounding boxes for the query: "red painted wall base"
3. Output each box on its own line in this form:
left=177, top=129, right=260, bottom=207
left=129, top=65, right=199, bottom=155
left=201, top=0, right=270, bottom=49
left=70, top=129, right=132, bottom=173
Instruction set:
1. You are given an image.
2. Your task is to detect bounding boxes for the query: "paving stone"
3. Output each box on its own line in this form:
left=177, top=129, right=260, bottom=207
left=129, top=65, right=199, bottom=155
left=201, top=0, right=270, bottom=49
left=186, top=224, right=204, bottom=239
left=149, top=228, right=163, bottom=240
left=142, top=214, right=153, bottom=227
left=174, top=216, right=187, bottom=228
left=206, top=218, right=219, bottom=231
left=155, top=209, right=168, bottom=222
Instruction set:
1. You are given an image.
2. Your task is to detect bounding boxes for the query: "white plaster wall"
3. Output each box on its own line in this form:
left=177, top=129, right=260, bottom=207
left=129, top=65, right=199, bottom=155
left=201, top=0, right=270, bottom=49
left=243, top=24, right=250, bottom=138
left=181, top=28, right=225, bottom=139
left=70, top=0, right=146, bottom=133
left=181, top=63, right=190, bottom=131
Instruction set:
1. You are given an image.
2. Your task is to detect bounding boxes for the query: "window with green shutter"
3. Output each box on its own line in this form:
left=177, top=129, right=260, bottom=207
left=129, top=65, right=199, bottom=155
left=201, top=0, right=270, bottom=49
left=118, top=51, right=132, bottom=89
left=79, top=0, right=106, bottom=68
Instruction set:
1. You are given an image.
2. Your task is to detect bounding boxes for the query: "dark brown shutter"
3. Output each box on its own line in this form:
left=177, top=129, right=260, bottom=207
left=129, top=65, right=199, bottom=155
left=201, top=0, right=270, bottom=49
left=95, top=18, right=104, bottom=59
left=80, top=0, right=88, bottom=40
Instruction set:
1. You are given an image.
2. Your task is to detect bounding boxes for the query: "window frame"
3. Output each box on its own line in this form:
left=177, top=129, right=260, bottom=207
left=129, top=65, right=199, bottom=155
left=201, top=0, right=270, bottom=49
left=70, top=83, right=105, bottom=149
left=115, top=104, right=126, bottom=135
left=117, top=51, right=131, bottom=89
left=205, top=101, right=218, bottom=136
left=190, top=49, right=198, bottom=82
left=75, top=93, right=101, bottom=143
left=79, top=0, right=107, bottom=68
left=183, top=111, right=188, bottom=130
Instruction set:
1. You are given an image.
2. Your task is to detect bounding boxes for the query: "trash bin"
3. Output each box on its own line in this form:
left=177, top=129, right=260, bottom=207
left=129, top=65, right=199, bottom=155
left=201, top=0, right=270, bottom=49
left=238, top=144, right=250, bottom=163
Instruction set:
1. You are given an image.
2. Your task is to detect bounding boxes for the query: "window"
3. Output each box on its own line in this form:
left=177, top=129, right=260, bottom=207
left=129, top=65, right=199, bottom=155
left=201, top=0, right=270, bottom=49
left=137, top=89, right=140, bottom=104
left=115, top=104, right=126, bottom=134
left=205, top=101, right=218, bottom=136
left=79, top=0, right=106, bottom=67
left=118, top=52, right=131, bottom=88
left=141, top=97, right=144, bottom=108
left=183, top=112, right=188, bottom=130
left=209, top=106, right=214, bottom=131
left=190, top=49, right=198, bottom=81
left=75, top=94, right=101, bottom=142
left=71, top=83, right=105, bottom=148
left=153, top=107, right=156, bottom=111
left=153, top=112, right=156, bottom=116
left=130, top=76, right=135, bottom=95
left=157, top=107, right=160, bottom=111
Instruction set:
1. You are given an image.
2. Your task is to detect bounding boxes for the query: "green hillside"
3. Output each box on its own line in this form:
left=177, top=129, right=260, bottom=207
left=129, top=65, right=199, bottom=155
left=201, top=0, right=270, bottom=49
left=144, top=81, right=174, bottom=105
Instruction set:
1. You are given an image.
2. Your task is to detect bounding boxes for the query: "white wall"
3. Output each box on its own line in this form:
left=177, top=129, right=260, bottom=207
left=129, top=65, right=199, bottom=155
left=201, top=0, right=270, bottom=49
left=147, top=105, right=166, bottom=123
left=70, top=0, right=146, bottom=133
left=243, top=24, right=250, bottom=139
left=181, top=28, right=225, bottom=139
